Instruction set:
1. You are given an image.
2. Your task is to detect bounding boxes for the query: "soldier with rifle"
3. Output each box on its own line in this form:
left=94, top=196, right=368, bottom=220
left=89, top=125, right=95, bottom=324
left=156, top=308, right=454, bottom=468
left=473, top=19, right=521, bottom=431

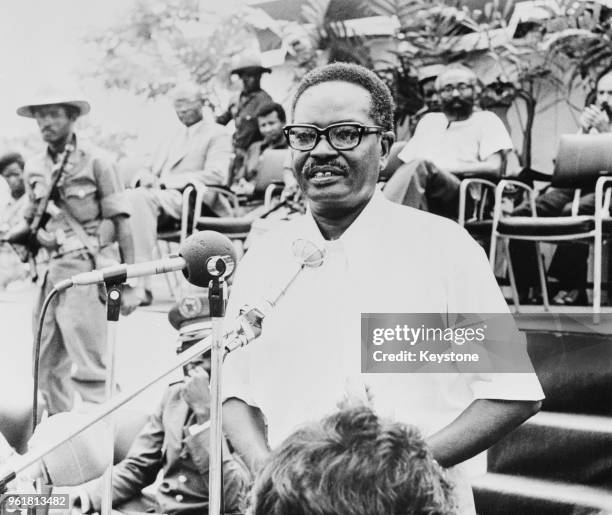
left=0, top=93, right=141, bottom=416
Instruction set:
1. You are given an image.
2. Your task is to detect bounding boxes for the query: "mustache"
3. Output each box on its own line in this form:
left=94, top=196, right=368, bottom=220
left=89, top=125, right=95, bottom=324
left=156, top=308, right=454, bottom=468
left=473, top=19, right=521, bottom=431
left=302, top=159, right=350, bottom=179
left=442, top=98, right=473, bottom=115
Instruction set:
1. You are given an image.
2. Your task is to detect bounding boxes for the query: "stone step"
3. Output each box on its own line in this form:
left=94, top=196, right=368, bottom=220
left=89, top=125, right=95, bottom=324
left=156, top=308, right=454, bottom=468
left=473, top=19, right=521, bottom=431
left=473, top=473, right=612, bottom=515
left=488, top=411, right=612, bottom=486
left=525, top=330, right=612, bottom=415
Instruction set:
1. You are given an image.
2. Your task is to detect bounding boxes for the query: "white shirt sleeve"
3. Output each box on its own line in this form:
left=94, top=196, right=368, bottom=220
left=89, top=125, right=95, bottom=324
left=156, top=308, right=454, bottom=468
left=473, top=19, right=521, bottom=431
left=446, top=225, right=545, bottom=401
left=478, top=111, right=514, bottom=161
left=397, top=115, right=432, bottom=163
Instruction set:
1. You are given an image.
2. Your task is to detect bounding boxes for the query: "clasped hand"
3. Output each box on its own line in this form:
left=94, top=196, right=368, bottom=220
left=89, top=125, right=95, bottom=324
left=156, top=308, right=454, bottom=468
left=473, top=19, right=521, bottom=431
left=580, top=105, right=610, bottom=133
left=181, top=366, right=211, bottom=423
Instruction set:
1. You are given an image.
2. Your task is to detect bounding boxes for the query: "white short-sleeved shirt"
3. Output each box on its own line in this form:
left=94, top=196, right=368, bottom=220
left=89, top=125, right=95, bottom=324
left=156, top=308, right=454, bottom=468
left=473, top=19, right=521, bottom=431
left=399, top=111, right=513, bottom=170
left=222, top=191, right=543, bottom=510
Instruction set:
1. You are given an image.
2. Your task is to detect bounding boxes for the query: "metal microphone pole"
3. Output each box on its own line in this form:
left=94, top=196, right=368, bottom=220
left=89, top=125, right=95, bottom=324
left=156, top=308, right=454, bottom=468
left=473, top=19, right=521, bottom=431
left=207, top=257, right=231, bottom=515
left=100, top=281, right=123, bottom=515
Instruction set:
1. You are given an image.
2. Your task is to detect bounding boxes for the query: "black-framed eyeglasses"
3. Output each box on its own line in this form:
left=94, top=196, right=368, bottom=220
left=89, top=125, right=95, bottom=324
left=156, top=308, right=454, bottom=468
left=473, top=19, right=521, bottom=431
left=283, top=122, right=384, bottom=151
left=438, top=83, right=473, bottom=96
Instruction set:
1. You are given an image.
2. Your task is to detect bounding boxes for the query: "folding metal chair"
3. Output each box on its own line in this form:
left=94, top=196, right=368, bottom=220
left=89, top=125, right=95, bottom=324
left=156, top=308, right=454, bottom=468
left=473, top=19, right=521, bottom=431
left=459, top=84, right=537, bottom=244
left=191, top=149, right=290, bottom=258
left=489, top=134, right=612, bottom=318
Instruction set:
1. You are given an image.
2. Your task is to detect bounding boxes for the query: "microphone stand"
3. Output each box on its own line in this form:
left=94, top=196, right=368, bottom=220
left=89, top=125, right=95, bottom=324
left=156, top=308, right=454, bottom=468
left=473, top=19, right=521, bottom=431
left=208, top=270, right=228, bottom=515
left=100, top=280, right=123, bottom=515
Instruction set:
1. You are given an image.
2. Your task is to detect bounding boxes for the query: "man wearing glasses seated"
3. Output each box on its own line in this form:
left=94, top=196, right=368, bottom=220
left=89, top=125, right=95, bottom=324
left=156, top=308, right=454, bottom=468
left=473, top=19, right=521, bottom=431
left=384, top=65, right=513, bottom=219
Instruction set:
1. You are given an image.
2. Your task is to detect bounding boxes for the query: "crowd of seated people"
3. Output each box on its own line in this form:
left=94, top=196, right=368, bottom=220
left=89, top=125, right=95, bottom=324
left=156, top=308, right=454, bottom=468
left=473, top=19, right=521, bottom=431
left=2, top=61, right=610, bottom=306
left=2, top=62, right=611, bottom=308
left=380, top=64, right=612, bottom=306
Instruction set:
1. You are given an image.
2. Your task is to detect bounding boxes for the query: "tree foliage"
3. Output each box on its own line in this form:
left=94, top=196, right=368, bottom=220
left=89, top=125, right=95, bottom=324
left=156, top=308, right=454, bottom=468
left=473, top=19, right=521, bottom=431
left=84, top=0, right=256, bottom=99
left=368, top=0, right=513, bottom=64
left=542, top=0, right=612, bottom=91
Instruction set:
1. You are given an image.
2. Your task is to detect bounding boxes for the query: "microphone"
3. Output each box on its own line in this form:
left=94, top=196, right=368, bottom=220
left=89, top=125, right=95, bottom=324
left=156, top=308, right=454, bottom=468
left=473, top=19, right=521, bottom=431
left=55, top=230, right=237, bottom=290
left=223, top=238, right=325, bottom=352
left=0, top=239, right=323, bottom=490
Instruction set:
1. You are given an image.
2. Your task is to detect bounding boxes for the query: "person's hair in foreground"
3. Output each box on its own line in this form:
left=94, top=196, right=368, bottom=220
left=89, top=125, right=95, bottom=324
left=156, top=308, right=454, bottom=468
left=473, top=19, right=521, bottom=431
left=248, top=407, right=457, bottom=515
left=291, top=62, right=395, bottom=132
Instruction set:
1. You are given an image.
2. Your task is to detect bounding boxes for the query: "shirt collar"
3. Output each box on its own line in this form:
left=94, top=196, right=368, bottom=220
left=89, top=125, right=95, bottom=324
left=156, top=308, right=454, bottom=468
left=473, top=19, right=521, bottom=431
left=303, top=189, right=388, bottom=259
left=186, top=119, right=204, bottom=136
left=46, top=133, right=77, bottom=163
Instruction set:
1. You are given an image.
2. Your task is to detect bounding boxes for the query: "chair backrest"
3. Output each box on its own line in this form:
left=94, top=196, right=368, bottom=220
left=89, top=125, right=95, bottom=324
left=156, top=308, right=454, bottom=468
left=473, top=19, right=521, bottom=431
left=379, top=141, right=407, bottom=182
left=552, top=134, right=612, bottom=188
left=252, top=149, right=289, bottom=195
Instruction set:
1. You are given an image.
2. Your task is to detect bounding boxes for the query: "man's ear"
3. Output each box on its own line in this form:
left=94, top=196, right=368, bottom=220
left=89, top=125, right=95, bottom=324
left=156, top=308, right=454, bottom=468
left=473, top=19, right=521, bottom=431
left=379, top=131, right=395, bottom=170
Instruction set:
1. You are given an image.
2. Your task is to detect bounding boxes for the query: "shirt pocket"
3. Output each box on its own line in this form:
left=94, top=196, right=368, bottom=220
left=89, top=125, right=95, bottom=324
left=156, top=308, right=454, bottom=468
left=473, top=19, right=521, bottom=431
left=62, top=182, right=100, bottom=222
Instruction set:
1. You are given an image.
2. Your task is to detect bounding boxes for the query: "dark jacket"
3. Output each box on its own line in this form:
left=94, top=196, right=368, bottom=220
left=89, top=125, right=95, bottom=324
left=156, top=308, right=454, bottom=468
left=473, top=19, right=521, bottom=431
left=82, top=383, right=248, bottom=514
left=217, top=89, right=273, bottom=151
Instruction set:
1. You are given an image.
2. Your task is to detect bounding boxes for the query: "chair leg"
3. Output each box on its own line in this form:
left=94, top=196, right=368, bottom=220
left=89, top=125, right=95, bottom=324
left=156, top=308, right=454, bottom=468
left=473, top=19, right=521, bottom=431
left=503, top=238, right=521, bottom=313
left=489, top=231, right=498, bottom=270
left=157, top=240, right=183, bottom=300
left=594, top=235, right=602, bottom=324
left=534, top=242, right=550, bottom=311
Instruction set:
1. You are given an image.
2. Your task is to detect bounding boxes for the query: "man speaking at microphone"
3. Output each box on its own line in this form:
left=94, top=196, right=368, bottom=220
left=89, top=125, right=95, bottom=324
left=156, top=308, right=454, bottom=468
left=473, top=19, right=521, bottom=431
left=221, top=63, right=544, bottom=514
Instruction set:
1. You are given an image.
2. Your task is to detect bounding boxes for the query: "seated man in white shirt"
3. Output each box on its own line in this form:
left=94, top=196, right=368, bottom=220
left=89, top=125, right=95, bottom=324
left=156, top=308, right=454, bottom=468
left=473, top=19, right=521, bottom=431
left=384, top=65, right=513, bottom=219
left=221, top=62, right=543, bottom=515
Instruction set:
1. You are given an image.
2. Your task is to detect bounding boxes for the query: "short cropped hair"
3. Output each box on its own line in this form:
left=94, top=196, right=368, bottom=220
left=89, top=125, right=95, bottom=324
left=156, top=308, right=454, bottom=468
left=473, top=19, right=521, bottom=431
left=0, top=152, right=25, bottom=175
left=172, top=82, right=204, bottom=103
left=292, top=62, right=395, bottom=131
left=248, top=407, right=456, bottom=515
left=434, top=64, right=478, bottom=90
left=256, top=102, right=286, bottom=123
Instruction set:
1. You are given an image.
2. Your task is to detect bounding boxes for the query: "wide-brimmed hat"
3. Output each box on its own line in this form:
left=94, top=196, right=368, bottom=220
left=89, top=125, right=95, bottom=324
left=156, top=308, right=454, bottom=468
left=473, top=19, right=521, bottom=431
left=16, top=91, right=90, bottom=118
left=230, top=52, right=272, bottom=76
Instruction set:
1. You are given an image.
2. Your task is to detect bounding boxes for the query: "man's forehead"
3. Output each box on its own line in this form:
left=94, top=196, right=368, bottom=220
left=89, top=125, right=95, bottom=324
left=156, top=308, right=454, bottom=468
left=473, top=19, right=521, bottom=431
left=34, top=104, right=69, bottom=115
left=174, top=96, right=200, bottom=106
left=598, top=74, right=612, bottom=90
left=1, top=163, right=22, bottom=175
left=438, top=69, right=476, bottom=86
left=258, top=111, right=280, bottom=122
left=294, top=81, right=372, bottom=121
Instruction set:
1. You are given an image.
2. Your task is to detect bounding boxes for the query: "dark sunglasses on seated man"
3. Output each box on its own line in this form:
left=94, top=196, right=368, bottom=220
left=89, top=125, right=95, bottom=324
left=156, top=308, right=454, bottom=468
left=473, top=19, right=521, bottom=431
left=283, top=122, right=383, bottom=151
